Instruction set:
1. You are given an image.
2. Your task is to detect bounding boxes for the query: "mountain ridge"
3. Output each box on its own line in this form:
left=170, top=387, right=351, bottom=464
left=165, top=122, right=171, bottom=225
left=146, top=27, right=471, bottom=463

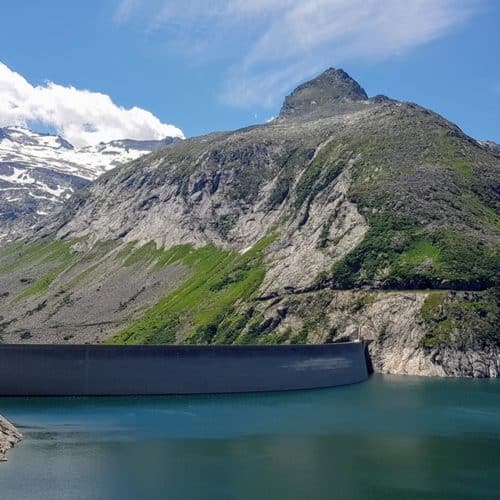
left=0, top=68, right=498, bottom=377
left=0, top=126, right=180, bottom=242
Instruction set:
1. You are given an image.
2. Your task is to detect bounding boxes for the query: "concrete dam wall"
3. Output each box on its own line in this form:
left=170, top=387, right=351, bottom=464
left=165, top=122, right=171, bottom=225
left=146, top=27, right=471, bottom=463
left=0, top=343, right=369, bottom=396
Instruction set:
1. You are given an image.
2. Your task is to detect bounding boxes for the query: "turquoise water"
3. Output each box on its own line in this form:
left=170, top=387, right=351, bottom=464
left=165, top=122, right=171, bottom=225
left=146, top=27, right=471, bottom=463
left=1, top=374, right=499, bottom=500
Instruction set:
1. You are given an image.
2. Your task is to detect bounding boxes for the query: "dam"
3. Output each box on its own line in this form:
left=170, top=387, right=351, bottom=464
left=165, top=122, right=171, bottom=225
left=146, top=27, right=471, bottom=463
left=0, top=342, right=369, bottom=396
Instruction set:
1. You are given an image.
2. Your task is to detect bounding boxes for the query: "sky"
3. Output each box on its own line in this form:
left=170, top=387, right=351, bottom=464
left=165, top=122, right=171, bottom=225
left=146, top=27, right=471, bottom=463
left=0, top=0, right=499, bottom=146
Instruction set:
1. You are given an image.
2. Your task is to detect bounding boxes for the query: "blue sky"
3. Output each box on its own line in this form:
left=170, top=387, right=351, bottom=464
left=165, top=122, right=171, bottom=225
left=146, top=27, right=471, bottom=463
left=0, top=0, right=499, bottom=145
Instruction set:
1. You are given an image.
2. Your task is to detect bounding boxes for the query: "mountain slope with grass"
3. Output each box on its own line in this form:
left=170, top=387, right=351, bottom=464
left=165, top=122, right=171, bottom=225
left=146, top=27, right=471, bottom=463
left=0, top=68, right=498, bottom=377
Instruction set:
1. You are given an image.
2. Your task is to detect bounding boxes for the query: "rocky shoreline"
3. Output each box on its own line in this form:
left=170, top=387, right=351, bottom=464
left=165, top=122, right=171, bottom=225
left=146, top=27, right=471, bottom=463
left=0, top=414, right=22, bottom=462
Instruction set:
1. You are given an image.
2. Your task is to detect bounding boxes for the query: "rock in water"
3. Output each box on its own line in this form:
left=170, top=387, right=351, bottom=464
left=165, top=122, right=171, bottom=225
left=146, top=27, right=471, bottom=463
left=0, top=414, right=22, bottom=462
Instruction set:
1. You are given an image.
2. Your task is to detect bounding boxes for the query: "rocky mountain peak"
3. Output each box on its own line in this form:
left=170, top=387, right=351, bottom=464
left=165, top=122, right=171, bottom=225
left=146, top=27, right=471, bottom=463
left=278, top=68, right=369, bottom=120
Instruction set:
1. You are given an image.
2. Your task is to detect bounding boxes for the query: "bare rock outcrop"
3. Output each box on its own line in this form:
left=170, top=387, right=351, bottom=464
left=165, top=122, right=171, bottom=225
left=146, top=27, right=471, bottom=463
left=246, top=289, right=499, bottom=377
left=0, top=414, right=22, bottom=462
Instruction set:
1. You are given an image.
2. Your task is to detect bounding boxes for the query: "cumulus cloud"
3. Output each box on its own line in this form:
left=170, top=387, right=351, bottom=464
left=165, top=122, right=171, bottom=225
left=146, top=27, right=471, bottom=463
left=0, top=62, right=184, bottom=147
left=116, top=0, right=477, bottom=108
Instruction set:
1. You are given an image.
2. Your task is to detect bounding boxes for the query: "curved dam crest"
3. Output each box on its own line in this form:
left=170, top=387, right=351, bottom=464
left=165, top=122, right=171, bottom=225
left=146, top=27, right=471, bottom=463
left=0, top=343, right=369, bottom=396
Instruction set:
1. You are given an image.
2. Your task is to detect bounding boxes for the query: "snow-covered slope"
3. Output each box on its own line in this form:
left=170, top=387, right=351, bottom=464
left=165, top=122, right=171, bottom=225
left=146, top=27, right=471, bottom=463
left=0, top=126, right=179, bottom=242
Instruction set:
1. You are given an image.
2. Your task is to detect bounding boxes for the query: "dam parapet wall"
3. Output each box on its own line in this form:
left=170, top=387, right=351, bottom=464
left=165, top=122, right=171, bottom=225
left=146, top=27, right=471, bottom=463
left=0, top=342, right=369, bottom=396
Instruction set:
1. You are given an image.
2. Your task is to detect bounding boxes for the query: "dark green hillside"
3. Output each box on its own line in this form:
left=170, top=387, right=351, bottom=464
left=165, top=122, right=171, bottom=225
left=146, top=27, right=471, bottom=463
left=325, top=106, right=500, bottom=290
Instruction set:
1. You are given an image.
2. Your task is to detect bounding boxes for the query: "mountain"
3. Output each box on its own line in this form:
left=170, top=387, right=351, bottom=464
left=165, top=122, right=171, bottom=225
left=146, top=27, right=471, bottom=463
left=479, top=140, right=500, bottom=157
left=278, top=67, right=369, bottom=119
left=0, top=69, right=498, bottom=377
left=0, top=126, right=180, bottom=242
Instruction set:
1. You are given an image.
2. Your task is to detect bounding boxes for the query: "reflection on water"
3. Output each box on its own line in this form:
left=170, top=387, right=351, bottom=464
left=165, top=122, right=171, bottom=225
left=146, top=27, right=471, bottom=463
left=1, top=375, right=500, bottom=500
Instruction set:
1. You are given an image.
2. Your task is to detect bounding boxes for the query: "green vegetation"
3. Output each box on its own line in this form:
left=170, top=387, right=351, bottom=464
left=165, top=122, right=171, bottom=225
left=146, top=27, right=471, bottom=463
left=268, top=172, right=292, bottom=208
left=330, top=215, right=499, bottom=289
left=294, top=146, right=347, bottom=210
left=267, top=147, right=313, bottom=209
left=231, top=313, right=268, bottom=344
left=352, top=292, right=376, bottom=312
left=120, top=241, right=167, bottom=267
left=0, top=239, right=78, bottom=300
left=213, top=313, right=309, bottom=345
left=109, top=234, right=276, bottom=344
left=419, top=291, right=450, bottom=346
left=420, top=289, right=500, bottom=348
left=197, top=289, right=334, bottom=345
left=318, top=224, right=329, bottom=249
left=436, top=130, right=474, bottom=177
left=459, top=193, right=500, bottom=231
left=16, top=269, right=61, bottom=300
left=336, top=118, right=500, bottom=292
left=117, top=241, right=193, bottom=270
left=1, top=238, right=123, bottom=301
left=421, top=291, right=447, bottom=320
left=210, top=308, right=256, bottom=344
left=215, top=214, right=238, bottom=238
left=0, top=238, right=74, bottom=274
left=289, top=326, right=309, bottom=344
left=259, top=327, right=293, bottom=345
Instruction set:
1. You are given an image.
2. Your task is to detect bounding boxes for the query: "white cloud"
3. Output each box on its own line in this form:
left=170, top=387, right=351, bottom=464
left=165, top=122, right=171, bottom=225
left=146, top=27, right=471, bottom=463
left=116, top=0, right=478, bottom=108
left=0, top=62, right=184, bottom=147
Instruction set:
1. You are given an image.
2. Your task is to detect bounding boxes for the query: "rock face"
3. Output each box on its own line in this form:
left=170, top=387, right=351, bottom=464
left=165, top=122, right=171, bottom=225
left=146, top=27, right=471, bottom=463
left=279, top=68, right=369, bottom=120
left=0, top=68, right=498, bottom=377
left=0, top=126, right=181, bottom=243
left=0, top=414, right=22, bottom=462
left=479, top=140, right=500, bottom=157
left=254, top=289, right=499, bottom=377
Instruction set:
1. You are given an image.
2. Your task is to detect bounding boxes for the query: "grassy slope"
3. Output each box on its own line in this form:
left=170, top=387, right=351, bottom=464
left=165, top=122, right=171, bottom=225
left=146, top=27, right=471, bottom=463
left=0, top=239, right=76, bottom=300
left=329, top=113, right=500, bottom=290
left=108, top=235, right=275, bottom=344
left=419, top=289, right=499, bottom=348
left=0, top=239, right=124, bottom=301
left=330, top=215, right=499, bottom=289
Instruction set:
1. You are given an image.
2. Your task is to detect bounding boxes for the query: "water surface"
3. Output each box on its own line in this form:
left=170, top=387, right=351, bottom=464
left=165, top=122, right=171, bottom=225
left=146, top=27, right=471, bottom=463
left=1, top=375, right=499, bottom=499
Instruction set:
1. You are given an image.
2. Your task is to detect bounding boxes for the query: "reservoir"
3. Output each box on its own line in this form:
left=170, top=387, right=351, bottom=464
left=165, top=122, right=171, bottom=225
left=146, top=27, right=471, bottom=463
left=1, top=374, right=500, bottom=499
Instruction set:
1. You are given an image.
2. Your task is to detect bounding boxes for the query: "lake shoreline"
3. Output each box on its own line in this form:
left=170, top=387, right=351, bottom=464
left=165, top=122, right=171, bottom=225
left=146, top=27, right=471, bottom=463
left=0, top=414, right=22, bottom=462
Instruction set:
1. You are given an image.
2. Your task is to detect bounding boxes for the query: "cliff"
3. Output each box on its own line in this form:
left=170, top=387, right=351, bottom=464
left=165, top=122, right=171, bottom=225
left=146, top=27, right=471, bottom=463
left=0, top=69, right=498, bottom=377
